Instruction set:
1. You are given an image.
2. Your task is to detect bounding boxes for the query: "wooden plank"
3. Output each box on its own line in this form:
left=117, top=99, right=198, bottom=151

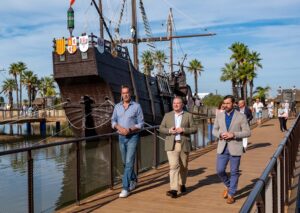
left=57, top=119, right=293, bottom=213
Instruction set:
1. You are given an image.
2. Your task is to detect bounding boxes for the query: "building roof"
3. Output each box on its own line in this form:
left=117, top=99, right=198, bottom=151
left=274, top=89, right=300, bottom=103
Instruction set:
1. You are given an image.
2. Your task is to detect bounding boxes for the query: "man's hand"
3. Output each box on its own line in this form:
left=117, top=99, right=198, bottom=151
left=221, top=132, right=235, bottom=140
left=169, top=127, right=177, bottom=134
left=175, top=127, right=184, bottom=134
left=116, top=125, right=130, bottom=136
left=118, top=127, right=130, bottom=136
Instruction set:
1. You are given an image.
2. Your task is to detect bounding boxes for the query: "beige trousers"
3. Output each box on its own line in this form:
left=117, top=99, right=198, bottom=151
left=167, top=142, right=189, bottom=191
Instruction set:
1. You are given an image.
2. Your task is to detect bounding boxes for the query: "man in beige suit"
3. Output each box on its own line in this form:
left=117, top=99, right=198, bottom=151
left=213, top=95, right=251, bottom=204
left=159, top=97, right=197, bottom=198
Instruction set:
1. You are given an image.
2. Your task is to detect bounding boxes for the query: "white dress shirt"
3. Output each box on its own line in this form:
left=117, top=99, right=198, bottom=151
left=174, top=111, right=183, bottom=140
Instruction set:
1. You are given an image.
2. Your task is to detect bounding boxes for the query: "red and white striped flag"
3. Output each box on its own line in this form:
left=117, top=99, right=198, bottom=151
left=70, top=0, right=75, bottom=6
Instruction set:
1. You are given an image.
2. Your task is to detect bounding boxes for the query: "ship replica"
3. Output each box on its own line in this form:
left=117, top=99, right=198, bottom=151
left=53, top=0, right=215, bottom=137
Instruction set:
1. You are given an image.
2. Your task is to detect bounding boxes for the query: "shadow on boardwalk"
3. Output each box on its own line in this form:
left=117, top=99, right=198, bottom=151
left=58, top=119, right=293, bottom=213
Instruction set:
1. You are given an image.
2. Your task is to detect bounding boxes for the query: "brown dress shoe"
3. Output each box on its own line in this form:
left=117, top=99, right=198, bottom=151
left=223, top=188, right=229, bottom=199
left=226, top=195, right=235, bottom=204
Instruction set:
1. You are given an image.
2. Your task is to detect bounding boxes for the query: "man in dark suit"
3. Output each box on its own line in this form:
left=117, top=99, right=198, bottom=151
left=159, top=97, right=197, bottom=198
left=213, top=95, right=251, bottom=204
left=238, top=99, right=253, bottom=125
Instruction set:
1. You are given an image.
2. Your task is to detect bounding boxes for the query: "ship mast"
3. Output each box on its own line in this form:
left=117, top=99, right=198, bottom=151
left=125, top=2, right=215, bottom=72
left=99, top=0, right=104, bottom=38
left=168, top=8, right=173, bottom=73
left=131, top=0, right=139, bottom=70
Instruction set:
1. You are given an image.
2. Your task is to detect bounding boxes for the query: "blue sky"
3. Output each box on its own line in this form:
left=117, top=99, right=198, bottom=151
left=0, top=0, right=299, bottom=97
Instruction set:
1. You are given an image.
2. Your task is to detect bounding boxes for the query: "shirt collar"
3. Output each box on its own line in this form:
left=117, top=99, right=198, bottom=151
left=174, top=111, right=184, bottom=116
left=225, top=109, right=235, bottom=117
left=121, top=100, right=134, bottom=105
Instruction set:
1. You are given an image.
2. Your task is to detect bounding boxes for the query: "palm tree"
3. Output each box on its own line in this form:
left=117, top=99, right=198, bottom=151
left=16, top=62, right=27, bottom=106
left=39, top=76, right=56, bottom=97
left=188, top=59, right=204, bottom=96
left=220, top=62, right=239, bottom=98
left=248, top=51, right=262, bottom=101
left=229, top=42, right=250, bottom=102
left=237, top=62, right=252, bottom=101
left=141, top=51, right=154, bottom=76
left=153, top=50, right=167, bottom=75
left=253, top=86, right=270, bottom=104
left=1, top=79, right=17, bottom=110
left=22, top=70, right=38, bottom=106
left=8, top=63, right=20, bottom=109
left=229, top=42, right=249, bottom=64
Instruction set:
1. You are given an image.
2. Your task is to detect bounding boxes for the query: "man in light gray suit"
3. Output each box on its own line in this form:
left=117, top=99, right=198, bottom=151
left=159, top=97, right=197, bottom=198
left=213, top=95, right=251, bottom=204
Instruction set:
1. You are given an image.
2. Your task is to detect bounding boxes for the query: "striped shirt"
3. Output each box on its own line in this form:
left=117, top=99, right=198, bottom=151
left=111, top=100, right=144, bottom=130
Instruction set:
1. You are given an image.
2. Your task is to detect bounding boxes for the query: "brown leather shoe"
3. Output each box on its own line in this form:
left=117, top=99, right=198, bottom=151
left=226, top=195, right=235, bottom=204
left=223, top=188, right=229, bottom=199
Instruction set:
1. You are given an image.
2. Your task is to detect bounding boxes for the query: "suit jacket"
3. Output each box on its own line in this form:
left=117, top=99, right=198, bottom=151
left=238, top=106, right=253, bottom=124
left=159, top=111, right=197, bottom=152
left=213, top=110, right=251, bottom=156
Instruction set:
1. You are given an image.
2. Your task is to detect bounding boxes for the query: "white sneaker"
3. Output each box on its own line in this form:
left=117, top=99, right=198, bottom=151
left=129, top=181, right=137, bottom=191
left=119, top=189, right=130, bottom=198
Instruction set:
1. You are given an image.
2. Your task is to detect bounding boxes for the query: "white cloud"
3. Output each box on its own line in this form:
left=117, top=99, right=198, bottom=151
left=0, top=0, right=299, bottom=98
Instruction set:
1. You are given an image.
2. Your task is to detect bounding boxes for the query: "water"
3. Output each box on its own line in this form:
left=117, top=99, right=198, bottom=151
left=0, top=139, right=111, bottom=213
left=0, top=122, right=73, bottom=137
left=0, top=121, right=212, bottom=212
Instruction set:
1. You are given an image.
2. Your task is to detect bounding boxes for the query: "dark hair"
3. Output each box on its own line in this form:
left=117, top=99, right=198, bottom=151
left=223, top=95, right=235, bottom=103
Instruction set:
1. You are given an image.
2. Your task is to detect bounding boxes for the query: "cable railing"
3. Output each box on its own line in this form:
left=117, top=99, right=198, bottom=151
left=240, top=113, right=300, bottom=213
left=0, top=118, right=215, bottom=213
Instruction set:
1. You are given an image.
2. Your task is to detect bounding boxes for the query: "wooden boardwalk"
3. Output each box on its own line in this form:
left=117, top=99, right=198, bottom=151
left=58, top=118, right=294, bottom=213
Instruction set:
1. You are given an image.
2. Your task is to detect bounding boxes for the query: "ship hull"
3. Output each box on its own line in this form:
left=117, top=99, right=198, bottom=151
left=53, top=42, right=172, bottom=137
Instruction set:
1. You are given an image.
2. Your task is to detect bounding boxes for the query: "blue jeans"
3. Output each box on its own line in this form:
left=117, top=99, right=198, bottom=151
left=119, top=134, right=139, bottom=191
left=216, top=146, right=241, bottom=196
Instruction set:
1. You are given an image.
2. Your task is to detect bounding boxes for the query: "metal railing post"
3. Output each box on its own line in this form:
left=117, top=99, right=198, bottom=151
left=256, top=189, right=265, bottom=213
left=194, top=131, right=198, bottom=150
left=76, top=140, right=81, bottom=205
left=209, top=117, right=213, bottom=144
left=284, top=146, right=289, bottom=207
left=202, top=119, right=205, bottom=147
left=153, top=129, right=158, bottom=168
left=109, top=136, right=114, bottom=189
left=271, top=164, right=278, bottom=212
left=27, top=150, right=34, bottom=213
left=279, top=154, right=284, bottom=213
left=134, top=137, right=140, bottom=177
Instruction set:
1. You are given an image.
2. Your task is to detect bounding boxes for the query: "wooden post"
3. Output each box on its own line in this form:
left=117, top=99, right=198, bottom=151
left=99, top=0, right=104, bottom=38
left=27, top=150, right=34, bottom=213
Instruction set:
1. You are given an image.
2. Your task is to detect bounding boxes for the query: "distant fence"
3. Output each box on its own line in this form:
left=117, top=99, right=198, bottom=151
left=0, top=109, right=65, bottom=120
left=240, top=114, right=300, bottom=213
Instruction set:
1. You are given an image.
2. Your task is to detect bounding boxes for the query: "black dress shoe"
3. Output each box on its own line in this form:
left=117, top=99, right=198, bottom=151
left=180, top=185, right=186, bottom=193
left=166, top=190, right=178, bottom=198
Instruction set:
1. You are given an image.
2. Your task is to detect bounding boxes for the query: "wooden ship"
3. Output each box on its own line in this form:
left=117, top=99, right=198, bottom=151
left=53, top=0, right=215, bottom=137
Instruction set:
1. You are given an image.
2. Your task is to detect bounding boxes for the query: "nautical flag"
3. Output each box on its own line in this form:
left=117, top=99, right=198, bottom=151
left=70, top=0, right=75, bottom=6
left=55, top=38, right=66, bottom=55
left=79, top=35, right=89, bottom=52
left=67, top=37, right=77, bottom=54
